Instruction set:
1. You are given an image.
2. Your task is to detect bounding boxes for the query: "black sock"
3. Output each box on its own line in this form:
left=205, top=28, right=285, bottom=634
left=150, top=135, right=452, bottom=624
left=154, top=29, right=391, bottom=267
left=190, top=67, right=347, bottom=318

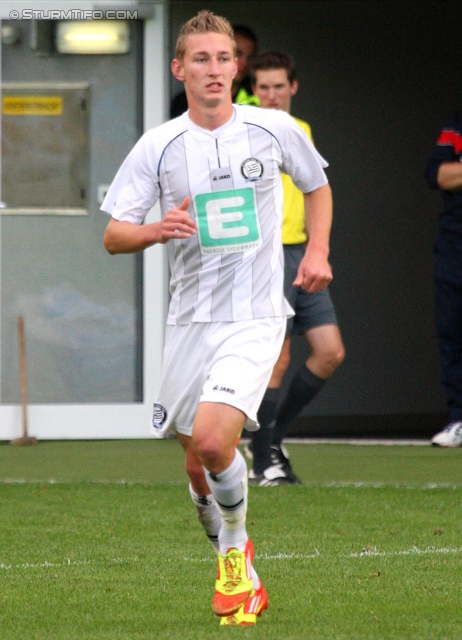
left=272, top=366, right=325, bottom=446
left=251, top=387, right=281, bottom=474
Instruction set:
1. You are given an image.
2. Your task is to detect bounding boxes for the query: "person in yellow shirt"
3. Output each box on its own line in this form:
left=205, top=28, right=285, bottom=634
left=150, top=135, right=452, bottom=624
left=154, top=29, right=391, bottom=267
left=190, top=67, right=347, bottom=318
left=247, top=51, right=345, bottom=485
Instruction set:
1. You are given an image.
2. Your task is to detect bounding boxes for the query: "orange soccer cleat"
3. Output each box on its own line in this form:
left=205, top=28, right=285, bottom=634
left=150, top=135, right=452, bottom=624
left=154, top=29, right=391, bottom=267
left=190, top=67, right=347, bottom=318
left=219, top=577, right=268, bottom=625
left=212, top=538, right=254, bottom=616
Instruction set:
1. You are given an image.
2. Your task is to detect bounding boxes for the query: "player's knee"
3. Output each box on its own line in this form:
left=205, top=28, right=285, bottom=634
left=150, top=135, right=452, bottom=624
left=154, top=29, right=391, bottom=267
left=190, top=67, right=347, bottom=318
left=331, top=342, right=345, bottom=369
left=312, top=343, right=345, bottom=378
left=327, top=343, right=345, bottom=374
left=192, top=432, right=223, bottom=468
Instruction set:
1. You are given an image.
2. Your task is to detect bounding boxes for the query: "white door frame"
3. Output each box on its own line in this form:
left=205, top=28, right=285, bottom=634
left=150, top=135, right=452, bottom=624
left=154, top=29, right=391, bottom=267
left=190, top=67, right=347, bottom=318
left=0, top=4, right=169, bottom=439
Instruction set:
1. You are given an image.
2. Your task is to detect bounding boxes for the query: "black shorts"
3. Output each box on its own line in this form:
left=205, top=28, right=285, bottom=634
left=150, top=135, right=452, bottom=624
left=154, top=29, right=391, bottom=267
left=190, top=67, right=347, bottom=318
left=284, top=244, right=338, bottom=337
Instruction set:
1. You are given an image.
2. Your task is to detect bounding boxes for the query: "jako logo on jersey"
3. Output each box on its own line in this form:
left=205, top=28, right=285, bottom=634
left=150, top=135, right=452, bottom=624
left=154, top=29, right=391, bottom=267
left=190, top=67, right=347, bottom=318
left=152, top=403, right=167, bottom=429
left=241, top=158, right=263, bottom=181
left=212, top=174, right=231, bottom=181
left=213, top=386, right=235, bottom=394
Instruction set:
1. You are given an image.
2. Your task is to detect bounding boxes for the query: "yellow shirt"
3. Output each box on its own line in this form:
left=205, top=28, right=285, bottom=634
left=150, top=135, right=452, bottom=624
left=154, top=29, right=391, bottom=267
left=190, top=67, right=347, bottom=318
left=281, top=117, right=313, bottom=244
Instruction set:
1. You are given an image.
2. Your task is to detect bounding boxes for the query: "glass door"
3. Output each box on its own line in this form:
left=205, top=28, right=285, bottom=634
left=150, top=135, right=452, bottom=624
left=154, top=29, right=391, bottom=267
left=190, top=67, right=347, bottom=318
left=0, top=12, right=168, bottom=439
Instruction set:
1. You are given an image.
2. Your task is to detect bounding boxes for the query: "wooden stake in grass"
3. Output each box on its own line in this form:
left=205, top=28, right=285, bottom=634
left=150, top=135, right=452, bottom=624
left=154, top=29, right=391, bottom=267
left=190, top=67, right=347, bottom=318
left=11, top=315, right=37, bottom=446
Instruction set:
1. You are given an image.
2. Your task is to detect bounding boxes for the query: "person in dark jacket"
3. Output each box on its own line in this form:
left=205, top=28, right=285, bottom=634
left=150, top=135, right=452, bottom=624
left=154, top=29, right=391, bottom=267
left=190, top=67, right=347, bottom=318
left=425, top=110, right=462, bottom=447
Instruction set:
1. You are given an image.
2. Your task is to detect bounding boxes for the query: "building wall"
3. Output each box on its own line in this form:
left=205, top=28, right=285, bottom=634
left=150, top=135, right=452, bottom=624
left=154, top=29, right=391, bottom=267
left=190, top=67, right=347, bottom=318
left=0, top=11, right=169, bottom=440
left=1, top=19, right=144, bottom=403
left=171, top=1, right=462, bottom=432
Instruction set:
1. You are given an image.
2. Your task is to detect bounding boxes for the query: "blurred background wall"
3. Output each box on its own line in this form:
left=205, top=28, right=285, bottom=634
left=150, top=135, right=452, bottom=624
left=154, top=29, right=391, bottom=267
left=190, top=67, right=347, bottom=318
left=171, top=1, right=462, bottom=437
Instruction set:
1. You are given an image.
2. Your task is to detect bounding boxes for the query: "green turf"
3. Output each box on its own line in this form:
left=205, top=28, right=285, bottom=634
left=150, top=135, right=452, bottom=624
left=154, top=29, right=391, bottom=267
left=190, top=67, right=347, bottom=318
left=0, top=440, right=461, bottom=639
left=1, top=439, right=461, bottom=485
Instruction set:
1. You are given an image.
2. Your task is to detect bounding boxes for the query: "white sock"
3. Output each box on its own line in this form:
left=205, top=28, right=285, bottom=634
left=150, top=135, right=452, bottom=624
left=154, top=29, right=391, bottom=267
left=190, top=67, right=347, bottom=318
left=188, top=484, right=221, bottom=552
left=205, top=449, right=248, bottom=554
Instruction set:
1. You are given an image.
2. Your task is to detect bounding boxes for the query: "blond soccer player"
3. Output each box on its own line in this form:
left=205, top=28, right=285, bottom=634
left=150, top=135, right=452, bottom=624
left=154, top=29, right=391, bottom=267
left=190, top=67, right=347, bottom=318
left=102, top=11, right=333, bottom=626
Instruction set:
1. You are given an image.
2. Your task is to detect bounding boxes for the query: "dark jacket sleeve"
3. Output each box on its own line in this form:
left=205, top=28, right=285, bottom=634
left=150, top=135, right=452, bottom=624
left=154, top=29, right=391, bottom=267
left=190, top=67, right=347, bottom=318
left=425, top=111, right=461, bottom=190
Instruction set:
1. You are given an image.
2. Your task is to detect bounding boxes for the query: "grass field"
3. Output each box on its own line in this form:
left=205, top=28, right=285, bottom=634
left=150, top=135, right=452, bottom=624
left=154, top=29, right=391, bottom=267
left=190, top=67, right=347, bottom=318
left=1, top=439, right=461, bottom=639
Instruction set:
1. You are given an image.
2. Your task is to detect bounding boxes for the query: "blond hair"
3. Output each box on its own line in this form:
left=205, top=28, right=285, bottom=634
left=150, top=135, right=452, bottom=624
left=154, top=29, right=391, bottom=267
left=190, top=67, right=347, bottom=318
left=175, top=10, right=235, bottom=60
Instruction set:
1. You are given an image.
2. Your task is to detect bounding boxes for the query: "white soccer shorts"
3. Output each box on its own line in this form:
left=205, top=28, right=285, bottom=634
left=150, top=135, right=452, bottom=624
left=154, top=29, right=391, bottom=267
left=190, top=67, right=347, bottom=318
left=151, top=317, right=286, bottom=438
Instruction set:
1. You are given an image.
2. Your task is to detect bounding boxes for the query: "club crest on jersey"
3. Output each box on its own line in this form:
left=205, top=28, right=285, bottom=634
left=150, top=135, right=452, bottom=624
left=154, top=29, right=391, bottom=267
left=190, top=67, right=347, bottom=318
left=241, top=158, right=263, bottom=181
left=152, top=403, right=167, bottom=430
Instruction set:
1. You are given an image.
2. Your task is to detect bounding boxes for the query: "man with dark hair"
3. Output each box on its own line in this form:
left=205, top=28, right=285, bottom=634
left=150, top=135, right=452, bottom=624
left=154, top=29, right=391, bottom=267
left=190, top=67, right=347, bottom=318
left=102, top=15, right=333, bottom=625
left=247, top=51, right=345, bottom=485
left=250, top=50, right=298, bottom=84
left=170, top=23, right=259, bottom=118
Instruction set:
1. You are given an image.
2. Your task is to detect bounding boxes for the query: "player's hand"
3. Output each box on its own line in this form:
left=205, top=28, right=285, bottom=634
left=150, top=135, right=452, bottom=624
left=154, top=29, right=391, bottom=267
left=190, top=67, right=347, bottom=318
left=156, top=197, right=197, bottom=244
left=293, top=248, right=332, bottom=292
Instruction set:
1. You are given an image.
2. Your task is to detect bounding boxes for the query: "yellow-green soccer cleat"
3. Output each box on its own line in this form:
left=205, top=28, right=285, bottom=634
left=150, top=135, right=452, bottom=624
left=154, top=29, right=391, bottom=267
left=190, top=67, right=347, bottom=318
left=212, top=538, right=254, bottom=616
left=219, top=578, right=269, bottom=626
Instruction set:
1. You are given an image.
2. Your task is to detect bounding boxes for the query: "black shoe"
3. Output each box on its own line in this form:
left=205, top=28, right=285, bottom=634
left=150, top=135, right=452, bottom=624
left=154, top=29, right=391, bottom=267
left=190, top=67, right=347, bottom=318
left=270, top=444, right=302, bottom=484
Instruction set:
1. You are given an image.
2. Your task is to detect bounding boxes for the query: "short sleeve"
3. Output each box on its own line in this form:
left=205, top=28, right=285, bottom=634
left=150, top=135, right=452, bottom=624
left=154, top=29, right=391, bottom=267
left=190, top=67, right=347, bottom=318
left=101, top=132, right=160, bottom=223
left=280, top=113, right=328, bottom=194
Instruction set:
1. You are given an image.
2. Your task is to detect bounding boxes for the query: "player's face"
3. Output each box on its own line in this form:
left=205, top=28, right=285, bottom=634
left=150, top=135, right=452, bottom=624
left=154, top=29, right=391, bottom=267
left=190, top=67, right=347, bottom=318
left=172, top=33, right=237, bottom=109
left=234, top=34, right=257, bottom=81
left=253, top=68, right=298, bottom=113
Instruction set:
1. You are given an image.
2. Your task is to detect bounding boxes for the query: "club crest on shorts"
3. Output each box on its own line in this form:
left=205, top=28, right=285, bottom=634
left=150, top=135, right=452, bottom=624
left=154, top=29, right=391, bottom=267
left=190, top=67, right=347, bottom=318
left=241, top=157, right=263, bottom=181
left=152, top=403, right=167, bottom=430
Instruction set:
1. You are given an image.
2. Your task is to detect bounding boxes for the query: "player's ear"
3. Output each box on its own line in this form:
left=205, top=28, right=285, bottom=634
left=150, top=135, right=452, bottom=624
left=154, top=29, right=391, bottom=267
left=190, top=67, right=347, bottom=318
left=171, top=59, right=185, bottom=82
left=290, top=79, right=299, bottom=97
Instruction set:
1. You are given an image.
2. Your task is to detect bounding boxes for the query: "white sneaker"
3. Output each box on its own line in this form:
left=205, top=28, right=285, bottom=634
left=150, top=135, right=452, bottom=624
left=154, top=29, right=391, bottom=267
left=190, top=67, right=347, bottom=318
left=431, top=421, right=462, bottom=447
left=248, top=465, right=291, bottom=486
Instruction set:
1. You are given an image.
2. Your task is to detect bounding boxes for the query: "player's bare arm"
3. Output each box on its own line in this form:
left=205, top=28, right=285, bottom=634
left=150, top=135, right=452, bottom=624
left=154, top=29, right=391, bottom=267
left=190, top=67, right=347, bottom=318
left=437, top=162, right=462, bottom=191
left=293, top=183, right=333, bottom=292
left=104, top=197, right=197, bottom=254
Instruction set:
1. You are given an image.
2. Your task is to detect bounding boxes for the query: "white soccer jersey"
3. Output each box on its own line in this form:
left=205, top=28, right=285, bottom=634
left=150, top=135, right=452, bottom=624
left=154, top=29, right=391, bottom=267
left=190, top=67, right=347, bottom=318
left=102, top=105, right=328, bottom=325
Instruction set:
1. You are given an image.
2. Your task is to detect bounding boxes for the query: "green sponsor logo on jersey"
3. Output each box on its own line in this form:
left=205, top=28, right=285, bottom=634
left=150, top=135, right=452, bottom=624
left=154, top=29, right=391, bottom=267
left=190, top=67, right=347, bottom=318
left=195, top=188, right=261, bottom=254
